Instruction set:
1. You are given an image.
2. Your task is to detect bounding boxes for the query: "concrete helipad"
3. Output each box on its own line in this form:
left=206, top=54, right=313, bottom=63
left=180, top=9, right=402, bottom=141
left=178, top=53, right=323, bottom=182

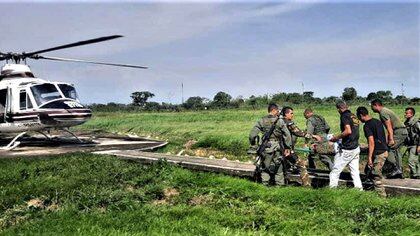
left=0, top=132, right=167, bottom=158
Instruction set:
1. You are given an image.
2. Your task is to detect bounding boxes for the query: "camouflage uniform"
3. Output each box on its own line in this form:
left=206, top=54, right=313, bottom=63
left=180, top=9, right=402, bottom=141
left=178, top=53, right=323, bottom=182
left=249, top=114, right=292, bottom=186
left=282, top=118, right=311, bottom=186
left=306, top=114, right=333, bottom=170
left=373, top=151, right=388, bottom=197
left=405, top=116, right=420, bottom=178
left=379, top=107, right=408, bottom=174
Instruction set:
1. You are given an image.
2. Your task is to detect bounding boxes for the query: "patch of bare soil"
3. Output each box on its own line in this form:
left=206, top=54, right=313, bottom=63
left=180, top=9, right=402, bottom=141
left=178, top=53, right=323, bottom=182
left=184, top=140, right=198, bottom=149
left=189, top=194, right=213, bottom=206
left=152, top=188, right=180, bottom=205
left=27, top=198, right=45, bottom=209
left=1, top=198, right=60, bottom=229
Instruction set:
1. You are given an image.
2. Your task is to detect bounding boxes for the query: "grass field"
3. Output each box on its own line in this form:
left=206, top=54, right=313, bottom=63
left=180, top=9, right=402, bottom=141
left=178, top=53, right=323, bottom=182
left=1, top=154, right=419, bottom=235
left=80, top=106, right=418, bottom=162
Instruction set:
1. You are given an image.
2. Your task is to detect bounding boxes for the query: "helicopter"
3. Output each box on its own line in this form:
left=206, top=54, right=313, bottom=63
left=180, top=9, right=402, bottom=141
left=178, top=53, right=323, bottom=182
left=0, top=35, right=147, bottom=150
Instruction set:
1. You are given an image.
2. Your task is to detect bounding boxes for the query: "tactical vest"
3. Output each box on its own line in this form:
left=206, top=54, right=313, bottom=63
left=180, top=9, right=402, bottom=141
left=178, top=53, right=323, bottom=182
left=405, top=118, right=420, bottom=146
left=311, top=114, right=330, bottom=134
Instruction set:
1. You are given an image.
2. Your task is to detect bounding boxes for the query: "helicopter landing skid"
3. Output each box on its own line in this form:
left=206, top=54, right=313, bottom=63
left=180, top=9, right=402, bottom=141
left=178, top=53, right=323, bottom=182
left=36, top=131, right=51, bottom=140
left=1, top=131, right=27, bottom=151
left=61, top=128, right=84, bottom=143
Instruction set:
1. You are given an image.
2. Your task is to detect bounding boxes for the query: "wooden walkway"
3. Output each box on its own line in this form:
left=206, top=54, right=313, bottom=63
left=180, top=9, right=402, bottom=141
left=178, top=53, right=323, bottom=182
left=96, top=149, right=420, bottom=196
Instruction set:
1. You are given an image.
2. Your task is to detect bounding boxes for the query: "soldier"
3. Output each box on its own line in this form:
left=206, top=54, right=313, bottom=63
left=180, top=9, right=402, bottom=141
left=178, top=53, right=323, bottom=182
left=404, top=107, right=420, bottom=179
left=329, top=100, right=363, bottom=190
left=357, top=106, right=388, bottom=197
left=304, top=108, right=333, bottom=170
left=371, top=99, right=407, bottom=178
left=249, top=103, right=292, bottom=186
left=281, top=106, right=321, bottom=186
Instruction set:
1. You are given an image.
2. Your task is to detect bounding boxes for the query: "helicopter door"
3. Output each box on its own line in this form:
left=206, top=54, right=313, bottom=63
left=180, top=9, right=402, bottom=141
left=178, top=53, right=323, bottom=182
left=0, top=89, right=6, bottom=123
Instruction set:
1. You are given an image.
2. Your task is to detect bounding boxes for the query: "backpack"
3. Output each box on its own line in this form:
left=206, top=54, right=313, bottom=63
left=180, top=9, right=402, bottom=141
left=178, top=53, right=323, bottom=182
left=406, top=119, right=420, bottom=146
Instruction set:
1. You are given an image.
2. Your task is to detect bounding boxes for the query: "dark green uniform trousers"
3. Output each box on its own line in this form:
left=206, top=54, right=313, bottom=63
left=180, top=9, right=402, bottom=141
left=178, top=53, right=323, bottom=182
left=387, top=128, right=408, bottom=174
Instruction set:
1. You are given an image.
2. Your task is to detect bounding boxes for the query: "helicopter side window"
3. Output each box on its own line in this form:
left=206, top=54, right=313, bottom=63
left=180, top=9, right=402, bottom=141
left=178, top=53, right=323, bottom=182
left=19, top=90, right=26, bottom=110
left=19, top=90, right=33, bottom=110
left=58, top=84, right=78, bottom=100
left=30, top=84, right=63, bottom=106
left=27, top=93, right=33, bottom=109
left=0, top=89, right=6, bottom=122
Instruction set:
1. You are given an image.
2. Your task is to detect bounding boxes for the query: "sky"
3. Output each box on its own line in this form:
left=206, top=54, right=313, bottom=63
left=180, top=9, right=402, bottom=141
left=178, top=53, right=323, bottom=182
left=0, top=1, right=418, bottom=104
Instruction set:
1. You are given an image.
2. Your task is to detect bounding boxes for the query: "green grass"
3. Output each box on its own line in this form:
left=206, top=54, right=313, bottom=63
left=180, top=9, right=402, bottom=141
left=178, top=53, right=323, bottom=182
left=80, top=106, right=418, bottom=159
left=0, top=154, right=419, bottom=235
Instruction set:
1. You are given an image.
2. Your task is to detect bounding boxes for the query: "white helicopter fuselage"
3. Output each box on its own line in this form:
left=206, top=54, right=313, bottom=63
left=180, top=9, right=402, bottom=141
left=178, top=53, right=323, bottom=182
left=0, top=64, right=91, bottom=133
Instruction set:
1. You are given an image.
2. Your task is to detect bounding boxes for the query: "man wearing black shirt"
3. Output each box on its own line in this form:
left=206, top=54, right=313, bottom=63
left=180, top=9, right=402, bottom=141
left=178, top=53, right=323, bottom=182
left=357, top=106, right=388, bottom=197
left=329, top=100, right=363, bottom=190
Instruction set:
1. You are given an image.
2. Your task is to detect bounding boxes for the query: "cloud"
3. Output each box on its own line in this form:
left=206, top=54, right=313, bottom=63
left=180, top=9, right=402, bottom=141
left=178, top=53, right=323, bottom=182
left=271, top=28, right=419, bottom=69
left=0, top=2, right=314, bottom=55
left=0, top=2, right=418, bottom=103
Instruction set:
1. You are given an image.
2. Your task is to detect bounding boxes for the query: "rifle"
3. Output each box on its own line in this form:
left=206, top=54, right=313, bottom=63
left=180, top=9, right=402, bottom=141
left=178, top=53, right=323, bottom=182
left=255, top=115, right=281, bottom=173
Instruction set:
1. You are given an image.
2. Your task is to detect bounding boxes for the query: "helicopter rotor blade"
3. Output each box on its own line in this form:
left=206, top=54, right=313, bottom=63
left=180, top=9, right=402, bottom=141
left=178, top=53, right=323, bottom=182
left=0, top=52, right=9, bottom=61
left=24, top=35, right=123, bottom=57
left=32, top=55, right=148, bottom=69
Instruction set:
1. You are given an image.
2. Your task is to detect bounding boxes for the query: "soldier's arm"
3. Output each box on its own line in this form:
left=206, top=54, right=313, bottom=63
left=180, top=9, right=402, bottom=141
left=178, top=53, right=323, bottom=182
left=383, top=119, right=394, bottom=144
left=324, top=119, right=330, bottom=133
left=280, top=122, right=293, bottom=149
left=305, top=119, right=315, bottom=143
left=289, top=122, right=312, bottom=139
left=306, top=119, right=315, bottom=135
left=415, top=121, right=420, bottom=147
left=367, top=136, right=375, bottom=167
left=249, top=121, right=262, bottom=145
left=330, top=124, right=352, bottom=142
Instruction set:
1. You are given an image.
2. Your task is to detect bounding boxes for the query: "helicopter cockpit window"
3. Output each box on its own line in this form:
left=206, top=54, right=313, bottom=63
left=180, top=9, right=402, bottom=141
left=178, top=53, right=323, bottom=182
left=30, top=84, right=63, bottom=106
left=58, top=84, right=78, bottom=100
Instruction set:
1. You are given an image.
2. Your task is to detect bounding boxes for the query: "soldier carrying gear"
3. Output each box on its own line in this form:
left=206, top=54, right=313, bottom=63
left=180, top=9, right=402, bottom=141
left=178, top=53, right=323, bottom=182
left=280, top=106, right=323, bottom=186
left=249, top=103, right=293, bottom=186
left=304, top=108, right=334, bottom=170
left=404, top=107, right=420, bottom=179
left=371, top=99, right=407, bottom=178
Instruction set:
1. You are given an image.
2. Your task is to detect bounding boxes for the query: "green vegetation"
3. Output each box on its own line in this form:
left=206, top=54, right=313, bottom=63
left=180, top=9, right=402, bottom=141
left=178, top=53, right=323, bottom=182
left=1, top=154, right=419, bottom=235
left=90, top=88, right=420, bottom=112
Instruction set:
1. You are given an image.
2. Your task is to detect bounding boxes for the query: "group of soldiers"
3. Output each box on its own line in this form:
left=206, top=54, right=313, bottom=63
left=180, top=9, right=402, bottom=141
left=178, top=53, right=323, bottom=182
left=248, top=100, right=419, bottom=195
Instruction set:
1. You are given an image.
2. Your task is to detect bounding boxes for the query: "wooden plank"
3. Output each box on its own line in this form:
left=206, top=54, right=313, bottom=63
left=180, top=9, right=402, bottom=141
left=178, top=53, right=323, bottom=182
left=95, top=150, right=255, bottom=177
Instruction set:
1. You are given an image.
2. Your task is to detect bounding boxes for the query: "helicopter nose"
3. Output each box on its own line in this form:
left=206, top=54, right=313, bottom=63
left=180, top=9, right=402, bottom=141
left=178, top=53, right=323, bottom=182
left=40, top=109, right=92, bottom=127
left=38, top=100, right=92, bottom=127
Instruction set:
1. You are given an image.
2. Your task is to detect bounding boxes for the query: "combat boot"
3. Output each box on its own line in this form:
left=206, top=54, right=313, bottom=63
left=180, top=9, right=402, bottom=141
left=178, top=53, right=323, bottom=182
left=387, top=169, right=404, bottom=179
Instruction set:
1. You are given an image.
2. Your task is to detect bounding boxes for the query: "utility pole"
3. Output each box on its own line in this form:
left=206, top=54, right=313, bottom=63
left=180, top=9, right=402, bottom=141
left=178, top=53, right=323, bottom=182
left=181, top=82, right=184, bottom=104
left=301, top=82, right=305, bottom=94
left=401, top=82, right=405, bottom=96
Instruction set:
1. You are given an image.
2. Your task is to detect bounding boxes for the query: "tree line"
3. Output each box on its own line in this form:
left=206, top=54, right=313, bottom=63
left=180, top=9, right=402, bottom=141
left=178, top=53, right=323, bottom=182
left=88, top=87, right=420, bottom=112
